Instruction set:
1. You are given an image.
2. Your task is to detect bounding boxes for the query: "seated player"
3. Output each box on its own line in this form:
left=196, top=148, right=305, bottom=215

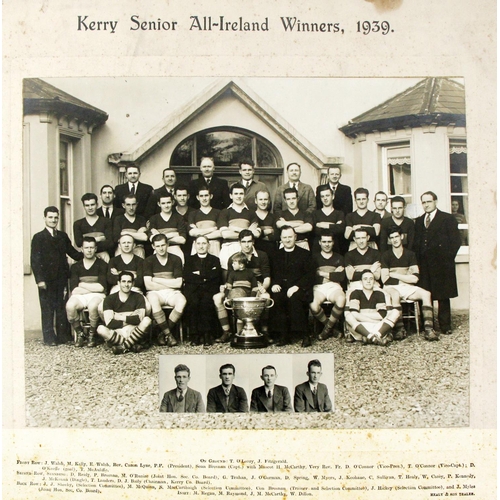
left=143, top=234, right=186, bottom=347
left=96, top=271, right=152, bottom=354
left=344, top=187, right=381, bottom=251
left=344, top=270, right=399, bottom=346
left=250, top=365, right=293, bottom=413
left=188, top=187, right=222, bottom=257
left=160, top=364, right=205, bottom=413
left=218, top=182, right=261, bottom=272
left=294, top=359, right=332, bottom=413
left=379, top=195, right=415, bottom=252
left=206, top=364, right=248, bottom=413
left=73, top=193, right=113, bottom=262
left=381, top=226, right=438, bottom=341
left=147, top=192, right=187, bottom=264
left=309, top=231, right=346, bottom=341
left=344, top=229, right=381, bottom=291
left=107, top=234, right=145, bottom=294
left=311, top=185, right=345, bottom=254
left=65, top=236, right=108, bottom=348
left=183, top=235, right=222, bottom=346
left=213, top=229, right=272, bottom=344
left=275, top=187, right=313, bottom=251
left=112, top=194, right=148, bottom=258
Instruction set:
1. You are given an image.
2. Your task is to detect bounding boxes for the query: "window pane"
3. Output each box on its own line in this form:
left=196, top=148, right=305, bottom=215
left=171, top=138, right=193, bottom=166
left=385, top=145, right=412, bottom=204
left=451, top=196, right=468, bottom=245
left=450, top=175, right=468, bottom=194
left=257, top=140, right=278, bottom=168
left=196, top=131, right=252, bottom=166
left=59, top=140, right=69, bottom=196
left=450, top=146, right=467, bottom=174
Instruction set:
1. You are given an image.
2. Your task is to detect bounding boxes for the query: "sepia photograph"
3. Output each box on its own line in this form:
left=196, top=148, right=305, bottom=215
left=23, top=76, right=469, bottom=429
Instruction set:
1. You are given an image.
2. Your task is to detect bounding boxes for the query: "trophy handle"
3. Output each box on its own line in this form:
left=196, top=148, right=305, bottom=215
left=265, top=298, right=274, bottom=309
left=224, top=299, right=233, bottom=310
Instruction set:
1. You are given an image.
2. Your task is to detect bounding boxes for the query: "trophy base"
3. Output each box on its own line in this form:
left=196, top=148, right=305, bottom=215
left=231, top=332, right=269, bottom=349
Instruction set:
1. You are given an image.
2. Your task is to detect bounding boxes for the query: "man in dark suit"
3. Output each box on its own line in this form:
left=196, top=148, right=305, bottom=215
left=206, top=364, right=248, bottom=413
left=294, top=359, right=332, bottom=412
left=250, top=365, right=292, bottom=412
left=160, top=364, right=205, bottom=413
left=114, top=165, right=154, bottom=217
left=31, top=206, right=83, bottom=345
left=96, top=185, right=124, bottom=219
left=274, top=162, right=316, bottom=214
left=188, top=156, right=230, bottom=210
left=414, top=191, right=462, bottom=335
left=315, top=165, right=353, bottom=216
left=270, top=226, right=316, bottom=347
left=144, top=168, right=178, bottom=219
left=183, top=235, right=222, bottom=346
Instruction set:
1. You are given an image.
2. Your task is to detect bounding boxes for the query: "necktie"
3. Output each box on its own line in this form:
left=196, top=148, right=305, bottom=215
left=267, top=390, right=272, bottom=399
left=130, top=184, right=135, bottom=196
left=425, top=213, right=431, bottom=228
left=105, top=207, right=110, bottom=218
left=331, top=185, right=336, bottom=196
left=177, top=391, right=184, bottom=402
left=312, top=387, right=317, bottom=395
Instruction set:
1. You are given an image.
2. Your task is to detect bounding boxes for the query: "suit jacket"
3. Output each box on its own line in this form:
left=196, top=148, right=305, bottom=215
left=315, top=182, right=353, bottom=215
left=294, top=382, right=332, bottom=413
left=31, top=228, right=82, bottom=283
left=274, top=181, right=316, bottom=214
left=206, top=385, right=248, bottom=413
left=250, top=385, right=293, bottom=412
left=160, top=387, right=205, bottom=413
left=188, top=176, right=230, bottom=210
left=183, top=253, right=222, bottom=296
left=414, top=209, right=461, bottom=300
left=235, top=179, right=270, bottom=212
left=271, top=246, right=315, bottom=301
left=96, top=207, right=124, bottom=219
left=114, top=181, right=154, bottom=217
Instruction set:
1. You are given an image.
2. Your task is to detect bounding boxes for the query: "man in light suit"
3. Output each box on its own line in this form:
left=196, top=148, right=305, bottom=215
left=294, top=359, right=332, bottom=413
left=160, top=364, right=205, bottom=413
left=114, top=165, right=154, bottom=217
left=188, top=156, right=230, bottom=210
left=206, top=364, right=248, bottom=413
left=274, top=162, right=316, bottom=214
left=31, top=206, right=83, bottom=345
left=414, top=191, right=462, bottom=335
left=250, top=365, right=292, bottom=412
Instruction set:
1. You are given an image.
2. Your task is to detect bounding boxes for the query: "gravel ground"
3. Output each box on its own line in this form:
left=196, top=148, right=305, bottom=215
left=24, top=312, right=469, bottom=429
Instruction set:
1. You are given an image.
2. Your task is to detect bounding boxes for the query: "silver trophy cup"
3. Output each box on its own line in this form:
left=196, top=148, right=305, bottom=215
left=224, top=297, right=274, bottom=349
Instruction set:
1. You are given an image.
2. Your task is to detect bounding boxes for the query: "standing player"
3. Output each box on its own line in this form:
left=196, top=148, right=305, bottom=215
left=344, top=229, right=381, bottom=290
left=65, top=237, right=108, bottom=347
left=309, top=231, right=346, bottom=341
left=381, top=226, right=439, bottom=341
left=96, top=271, right=152, bottom=354
left=379, top=196, right=415, bottom=252
left=143, top=234, right=186, bottom=347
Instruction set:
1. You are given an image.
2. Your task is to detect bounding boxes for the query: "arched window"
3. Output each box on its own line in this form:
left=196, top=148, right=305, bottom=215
left=170, top=127, right=282, bottom=173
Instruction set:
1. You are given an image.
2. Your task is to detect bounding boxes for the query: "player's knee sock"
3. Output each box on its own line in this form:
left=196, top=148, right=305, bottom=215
left=109, top=331, right=125, bottom=346
left=168, top=309, right=182, bottom=330
left=354, top=324, right=371, bottom=338
left=89, top=311, right=100, bottom=328
left=327, top=305, right=343, bottom=328
left=124, top=326, right=146, bottom=349
left=393, top=306, right=403, bottom=330
left=422, top=305, right=434, bottom=328
left=312, top=308, right=327, bottom=324
left=216, top=304, right=231, bottom=332
left=70, top=320, right=83, bottom=334
left=153, top=311, right=169, bottom=333
left=379, top=321, right=393, bottom=337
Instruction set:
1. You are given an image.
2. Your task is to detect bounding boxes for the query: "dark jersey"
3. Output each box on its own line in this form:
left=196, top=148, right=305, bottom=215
left=344, top=247, right=381, bottom=282
left=69, top=258, right=108, bottom=292
left=188, top=208, right=220, bottom=227
left=103, top=291, right=146, bottom=315
left=143, top=254, right=183, bottom=280
left=381, top=248, right=419, bottom=286
left=147, top=212, right=187, bottom=242
left=227, top=268, right=258, bottom=293
left=379, top=216, right=415, bottom=252
left=112, top=214, right=147, bottom=243
left=345, top=210, right=381, bottom=241
left=312, top=252, right=345, bottom=285
left=217, top=207, right=257, bottom=239
left=107, top=254, right=145, bottom=289
left=73, top=216, right=113, bottom=253
left=348, top=289, right=387, bottom=313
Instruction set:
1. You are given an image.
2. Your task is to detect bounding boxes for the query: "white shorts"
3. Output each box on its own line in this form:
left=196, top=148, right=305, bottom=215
left=219, top=242, right=241, bottom=270
left=313, top=282, right=343, bottom=302
left=386, top=284, right=418, bottom=301
left=71, top=292, right=106, bottom=308
left=147, top=289, right=182, bottom=307
left=167, top=245, right=185, bottom=265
